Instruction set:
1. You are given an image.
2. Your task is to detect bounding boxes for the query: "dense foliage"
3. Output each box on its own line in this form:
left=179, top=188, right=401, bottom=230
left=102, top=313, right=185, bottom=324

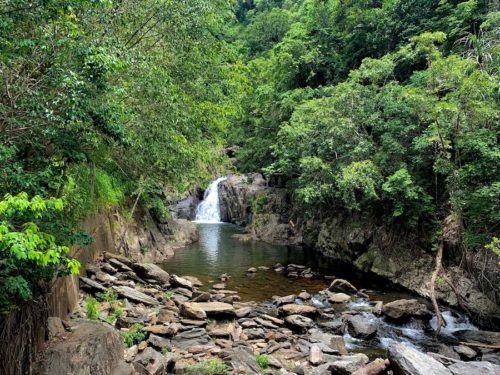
left=0, top=0, right=499, bottom=309
left=230, top=0, right=499, bottom=251
left=0, top=0, right=243, bottom=309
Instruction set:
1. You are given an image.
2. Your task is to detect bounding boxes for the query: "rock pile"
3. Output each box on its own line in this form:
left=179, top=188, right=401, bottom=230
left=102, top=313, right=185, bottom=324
left=37, top=255, right=500, bottom=375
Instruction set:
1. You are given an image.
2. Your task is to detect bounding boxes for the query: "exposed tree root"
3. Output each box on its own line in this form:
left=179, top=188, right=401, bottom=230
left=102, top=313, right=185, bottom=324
left=430, top=240, right=446, bottom=336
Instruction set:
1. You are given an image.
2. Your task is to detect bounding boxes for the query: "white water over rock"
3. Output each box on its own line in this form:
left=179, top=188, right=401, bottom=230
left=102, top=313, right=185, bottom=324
left=194, top=177, right=227, bottom=223
left=430, top=310, right=478, bottom=336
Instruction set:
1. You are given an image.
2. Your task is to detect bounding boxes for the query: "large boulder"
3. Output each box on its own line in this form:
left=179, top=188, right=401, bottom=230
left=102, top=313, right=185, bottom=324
left=132, top=263, right=170, bottom=285
left=388, top=342, right=452, bottom=375
left=382, top=299, right=432, bottom=322
left=345, top=315, right=378, bottom=339
left=329, top=279, right=357, bottom=294
left=35, top=320, right=129, bottom=375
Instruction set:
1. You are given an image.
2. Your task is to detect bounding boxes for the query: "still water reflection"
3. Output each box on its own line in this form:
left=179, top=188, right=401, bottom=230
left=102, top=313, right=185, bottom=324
left=159, top=223, right=328, bottom=301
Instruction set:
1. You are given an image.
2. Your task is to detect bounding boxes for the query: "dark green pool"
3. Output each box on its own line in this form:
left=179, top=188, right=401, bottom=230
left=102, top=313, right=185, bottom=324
left=158, top=223, right=328, bottom=301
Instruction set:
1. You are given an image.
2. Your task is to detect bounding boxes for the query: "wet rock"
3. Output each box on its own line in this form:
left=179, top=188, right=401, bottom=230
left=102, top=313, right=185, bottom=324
left=309, top=345, right=323, bottom=366
left=170, top=275, right=193, bottom=290
left=345, top=315, right=378, bottom=339
left=275, top=295, right=297, bottom=306
left=382, top=299, right=431, bottom=322
left=133, top=347, right=172, bottom=375
left=35, top=320, right=126, bottom=375
left=285, top=315, right=314, bottom=330
left=195, top=302, right=235, bottom=316
left=112, top=286, right=159, bottom=305
left=453, top=345, right=476, bottom=359
left=388, top=342, right=452, bottom=375
left=328, top=293, right=352, bottom=304
left=212, top=283, right=226, bottom=290
left=133, top=263, right=170, bottom=285
left=47, top=317, right=65, bottom=339
left=329, top=279, right=357, bottom=294
left=247, top=267, right=257, bottom=273
left=280, top=304, right=318, bottom=316
left=180, top=302, right=207, bottom=320
left=454, top=330, right=500, bottom=346
left=258, top=266, right=270, bottom=270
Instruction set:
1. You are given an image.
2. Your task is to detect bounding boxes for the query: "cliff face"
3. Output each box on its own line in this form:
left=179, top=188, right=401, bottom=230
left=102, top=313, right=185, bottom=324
left=219, top=174, right=500, bottom=327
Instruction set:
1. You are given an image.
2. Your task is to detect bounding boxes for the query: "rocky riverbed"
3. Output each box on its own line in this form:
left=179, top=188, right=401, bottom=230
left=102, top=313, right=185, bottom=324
left=35, top=253, right=500, bottom=374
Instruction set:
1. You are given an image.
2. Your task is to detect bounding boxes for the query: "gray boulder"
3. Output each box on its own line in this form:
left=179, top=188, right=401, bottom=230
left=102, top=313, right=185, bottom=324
left=133, top=263, right=170, bottom=285
left=388, top=342, right=452, bottom=375
left=345, top=315, right=378, bottom=339
left=35, top=320, right=127, bottom=375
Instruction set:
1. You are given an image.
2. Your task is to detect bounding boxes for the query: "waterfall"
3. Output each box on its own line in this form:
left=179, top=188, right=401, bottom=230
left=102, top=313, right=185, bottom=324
left=194, top=177, right=227, bottom=223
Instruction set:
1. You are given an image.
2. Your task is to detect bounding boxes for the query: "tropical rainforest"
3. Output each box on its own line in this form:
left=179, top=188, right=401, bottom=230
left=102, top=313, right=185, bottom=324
left=0, top=0, right=499, bottom=317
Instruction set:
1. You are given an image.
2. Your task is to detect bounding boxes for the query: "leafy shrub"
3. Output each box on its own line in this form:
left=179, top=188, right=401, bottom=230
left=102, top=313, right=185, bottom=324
left=256, top=354, right=269, bottom=370
left=122, top=324, right=147, bottom=348
left=86, top=296, right=99, bottom=320
left=0, top=193, right=81, bottom=313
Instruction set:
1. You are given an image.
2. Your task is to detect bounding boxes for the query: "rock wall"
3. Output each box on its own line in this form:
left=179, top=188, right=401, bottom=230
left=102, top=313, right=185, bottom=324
left=0, top=205, right=198, bottom=375
left=223, top=174, right=500, bottom=328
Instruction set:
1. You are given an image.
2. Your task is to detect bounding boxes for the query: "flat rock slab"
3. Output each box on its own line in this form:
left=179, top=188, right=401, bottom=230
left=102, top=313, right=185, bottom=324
left=195, top=302, right=235, bottom=316
left=280, top=304, right=318, bottom=316
left=172, top=328, right=212, bottom=349
left=112, top=286, right=159, bottom=305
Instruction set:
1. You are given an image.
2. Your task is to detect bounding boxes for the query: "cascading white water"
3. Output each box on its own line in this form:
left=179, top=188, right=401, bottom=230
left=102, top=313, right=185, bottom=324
left=194, top=177, right=227, bottom=223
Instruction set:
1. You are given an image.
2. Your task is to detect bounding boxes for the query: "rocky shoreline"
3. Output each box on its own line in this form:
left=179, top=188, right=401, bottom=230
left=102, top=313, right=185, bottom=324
left=34, top=253, right=499, bottom=374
